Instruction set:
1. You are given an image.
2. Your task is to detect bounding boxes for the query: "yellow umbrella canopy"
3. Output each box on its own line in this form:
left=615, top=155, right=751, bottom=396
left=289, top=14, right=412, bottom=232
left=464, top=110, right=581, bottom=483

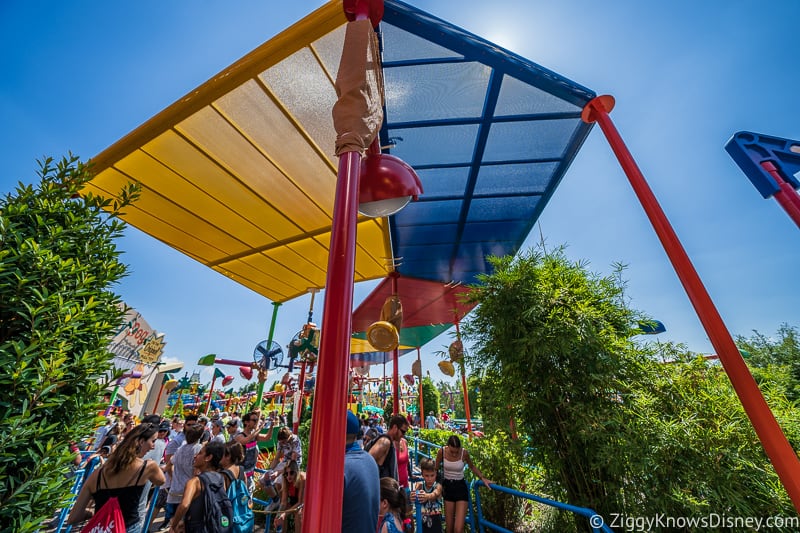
left=85, top=0, right=597, bottom=309
left=84, top=2, right=390, bottom=304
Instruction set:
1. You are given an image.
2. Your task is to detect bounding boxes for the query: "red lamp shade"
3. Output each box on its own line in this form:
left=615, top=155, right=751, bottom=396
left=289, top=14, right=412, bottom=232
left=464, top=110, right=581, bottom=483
left=342, top=0, right=384, bottom=27
left=359, top=153, right=423, bottom=217
left=222, top=375, right=234, bottom=387
left=239, top=366, right=254, bottom=380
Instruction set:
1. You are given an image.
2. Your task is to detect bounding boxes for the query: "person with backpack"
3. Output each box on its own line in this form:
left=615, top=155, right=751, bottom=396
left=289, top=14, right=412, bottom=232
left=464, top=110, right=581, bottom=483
left=221, top=441, right=254, bottom=533
left=367, top=415, right=409, bottom=482
left=168, top=440, right=233, bottom=533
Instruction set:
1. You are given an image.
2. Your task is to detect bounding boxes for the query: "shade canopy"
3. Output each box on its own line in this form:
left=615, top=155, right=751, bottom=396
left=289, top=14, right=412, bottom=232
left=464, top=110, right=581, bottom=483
left=379, top=1, right=595, bottom=285
left=349, top=273, right=475, bottom=364
left=85, top=2, right=390, bottom=304
left=86, top=0, right=595, bottom=342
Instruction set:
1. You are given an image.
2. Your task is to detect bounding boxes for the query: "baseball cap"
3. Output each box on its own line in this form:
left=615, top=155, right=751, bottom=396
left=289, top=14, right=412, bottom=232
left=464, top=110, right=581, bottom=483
left=212, top=419, right=224, bottom=428
left=346, top=410, right=360, bottom=435
left=158, top=421, right=171, bottom=432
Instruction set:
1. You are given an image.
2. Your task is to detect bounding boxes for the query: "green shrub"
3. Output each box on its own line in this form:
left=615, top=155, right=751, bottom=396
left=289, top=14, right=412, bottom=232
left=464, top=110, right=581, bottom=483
left=616, top=345, right=797, bottom=526
left=0, top=156, right=135, bottom=531
left=464, top=249, right=641, bottom=527
left=420, top=375, right=441, bottom=417
left=465, top=431, right=534, bottom=529
left=462, top=248, right=799, bottom=532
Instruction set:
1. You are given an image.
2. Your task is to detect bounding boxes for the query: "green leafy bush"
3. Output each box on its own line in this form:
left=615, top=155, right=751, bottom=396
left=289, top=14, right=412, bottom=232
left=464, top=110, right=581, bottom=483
left=464, top=431, right=535, bottom=528
left=462, top=248, right=799, bottom=531
left=419, top=375, right=441, bottom=418
left=0, top=156, right=135, bottom=531
left=617, top=344, right=797, bottom=524
left=464, top=249, right=641, bottom=526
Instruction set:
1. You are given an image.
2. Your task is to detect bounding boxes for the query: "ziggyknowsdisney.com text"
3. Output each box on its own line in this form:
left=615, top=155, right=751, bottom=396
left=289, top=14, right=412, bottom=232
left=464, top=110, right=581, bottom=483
left=591, top=512, right=800, bottom=531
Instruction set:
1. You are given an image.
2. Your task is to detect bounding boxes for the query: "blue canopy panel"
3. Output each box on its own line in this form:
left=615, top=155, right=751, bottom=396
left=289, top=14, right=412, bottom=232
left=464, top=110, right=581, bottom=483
left=379, top=0, right=596, bottom=285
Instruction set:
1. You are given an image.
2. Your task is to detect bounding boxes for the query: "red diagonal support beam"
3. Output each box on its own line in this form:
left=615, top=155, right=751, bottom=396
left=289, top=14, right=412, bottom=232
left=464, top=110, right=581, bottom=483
left=583, top=95, right=800, bottom=513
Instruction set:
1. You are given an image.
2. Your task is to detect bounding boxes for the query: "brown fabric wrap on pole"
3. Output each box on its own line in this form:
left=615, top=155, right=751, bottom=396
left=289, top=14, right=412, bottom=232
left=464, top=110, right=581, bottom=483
left=333, top=19, right=384, bottom=156
left=379, top=295, right=403, bottom=330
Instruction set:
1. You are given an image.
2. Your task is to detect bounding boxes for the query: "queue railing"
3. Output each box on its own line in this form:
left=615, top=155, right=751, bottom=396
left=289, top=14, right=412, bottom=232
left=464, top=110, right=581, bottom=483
left=407, top=434, right=614, bottom=533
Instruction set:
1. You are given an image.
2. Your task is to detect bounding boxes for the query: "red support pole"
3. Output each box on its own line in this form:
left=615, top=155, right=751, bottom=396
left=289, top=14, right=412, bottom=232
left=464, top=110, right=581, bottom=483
left=294, top=361, right=308, bottom=434
left=583, top=95, right=800, bottom=512
left=455, top=322, right=472, bottom=434
left=301, top=150, right=361, bottom=532
left=760, top=161, right=800, bottom=229
left=392, top=275, right=400, bottom=416
left=416, top=348, right=424, bottom=423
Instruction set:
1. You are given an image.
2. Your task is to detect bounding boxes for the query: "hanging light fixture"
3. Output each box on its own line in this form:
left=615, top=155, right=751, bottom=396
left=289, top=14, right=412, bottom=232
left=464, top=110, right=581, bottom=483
left=358, top=152, right=423, bottom=217
left=366, top=294, right=403, bottom=351
left=239, top=366, right=254, bottom=380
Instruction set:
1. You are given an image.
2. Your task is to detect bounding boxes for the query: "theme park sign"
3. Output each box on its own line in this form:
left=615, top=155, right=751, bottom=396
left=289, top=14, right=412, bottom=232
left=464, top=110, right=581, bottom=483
left=107, top=305, right=167, bottom=414
left=108, top=305, right=165, bottom=364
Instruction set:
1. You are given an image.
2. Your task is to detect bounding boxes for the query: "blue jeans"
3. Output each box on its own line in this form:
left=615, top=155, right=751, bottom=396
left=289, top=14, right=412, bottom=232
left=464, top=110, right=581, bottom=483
left=163, top=502, right=178, bottom=524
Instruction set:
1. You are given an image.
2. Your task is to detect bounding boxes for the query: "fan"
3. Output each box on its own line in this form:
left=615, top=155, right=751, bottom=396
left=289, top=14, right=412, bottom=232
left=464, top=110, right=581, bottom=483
left=253, top=339, right=284, bottom=371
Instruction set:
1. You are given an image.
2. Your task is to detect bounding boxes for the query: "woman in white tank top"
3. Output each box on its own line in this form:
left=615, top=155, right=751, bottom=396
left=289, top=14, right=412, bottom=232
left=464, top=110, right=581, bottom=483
left=434, top=435, right=493, bottom=533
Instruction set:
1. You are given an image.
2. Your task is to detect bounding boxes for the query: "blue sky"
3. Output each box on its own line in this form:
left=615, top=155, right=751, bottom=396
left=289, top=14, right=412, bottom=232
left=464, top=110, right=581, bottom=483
left=2, top=1, right=799, bottom=395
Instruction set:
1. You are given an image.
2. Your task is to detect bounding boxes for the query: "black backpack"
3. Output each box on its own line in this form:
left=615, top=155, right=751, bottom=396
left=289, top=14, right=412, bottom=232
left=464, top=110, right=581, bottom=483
left=364, top=434, right=396, bottom=480
left=197, top=471, right=234, bottom=533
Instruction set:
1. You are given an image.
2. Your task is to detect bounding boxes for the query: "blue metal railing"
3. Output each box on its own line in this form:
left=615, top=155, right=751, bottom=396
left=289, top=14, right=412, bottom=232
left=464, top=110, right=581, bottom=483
left=407, top=434, right=614, bottom=533
left=51, top=467, right=86, bottom=533
left=470, top=480, right=614, bottom=533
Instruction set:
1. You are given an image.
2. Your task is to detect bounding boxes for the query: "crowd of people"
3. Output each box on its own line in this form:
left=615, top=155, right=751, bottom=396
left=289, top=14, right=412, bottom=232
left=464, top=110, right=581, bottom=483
left=64, top=407, right=492, bottom=533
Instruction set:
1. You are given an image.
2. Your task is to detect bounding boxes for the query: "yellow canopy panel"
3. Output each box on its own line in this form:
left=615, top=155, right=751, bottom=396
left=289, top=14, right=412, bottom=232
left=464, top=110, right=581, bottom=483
left=349, top=337, right=415, bottom=355
left=84, top=1, right=392, bottom=303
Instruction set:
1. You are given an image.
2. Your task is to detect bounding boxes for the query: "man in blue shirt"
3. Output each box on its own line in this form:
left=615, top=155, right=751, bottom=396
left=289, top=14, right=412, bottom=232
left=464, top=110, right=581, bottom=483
left=342, top=410, right=379, bottom=532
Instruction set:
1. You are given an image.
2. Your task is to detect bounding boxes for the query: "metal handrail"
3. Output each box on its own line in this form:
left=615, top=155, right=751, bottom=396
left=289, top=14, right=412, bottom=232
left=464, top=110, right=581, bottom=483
left=407, top=435, right=613, bottom=533
left=51, top=468, right=86, bottom=533
left=470, top=480, right=614, bottom=533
